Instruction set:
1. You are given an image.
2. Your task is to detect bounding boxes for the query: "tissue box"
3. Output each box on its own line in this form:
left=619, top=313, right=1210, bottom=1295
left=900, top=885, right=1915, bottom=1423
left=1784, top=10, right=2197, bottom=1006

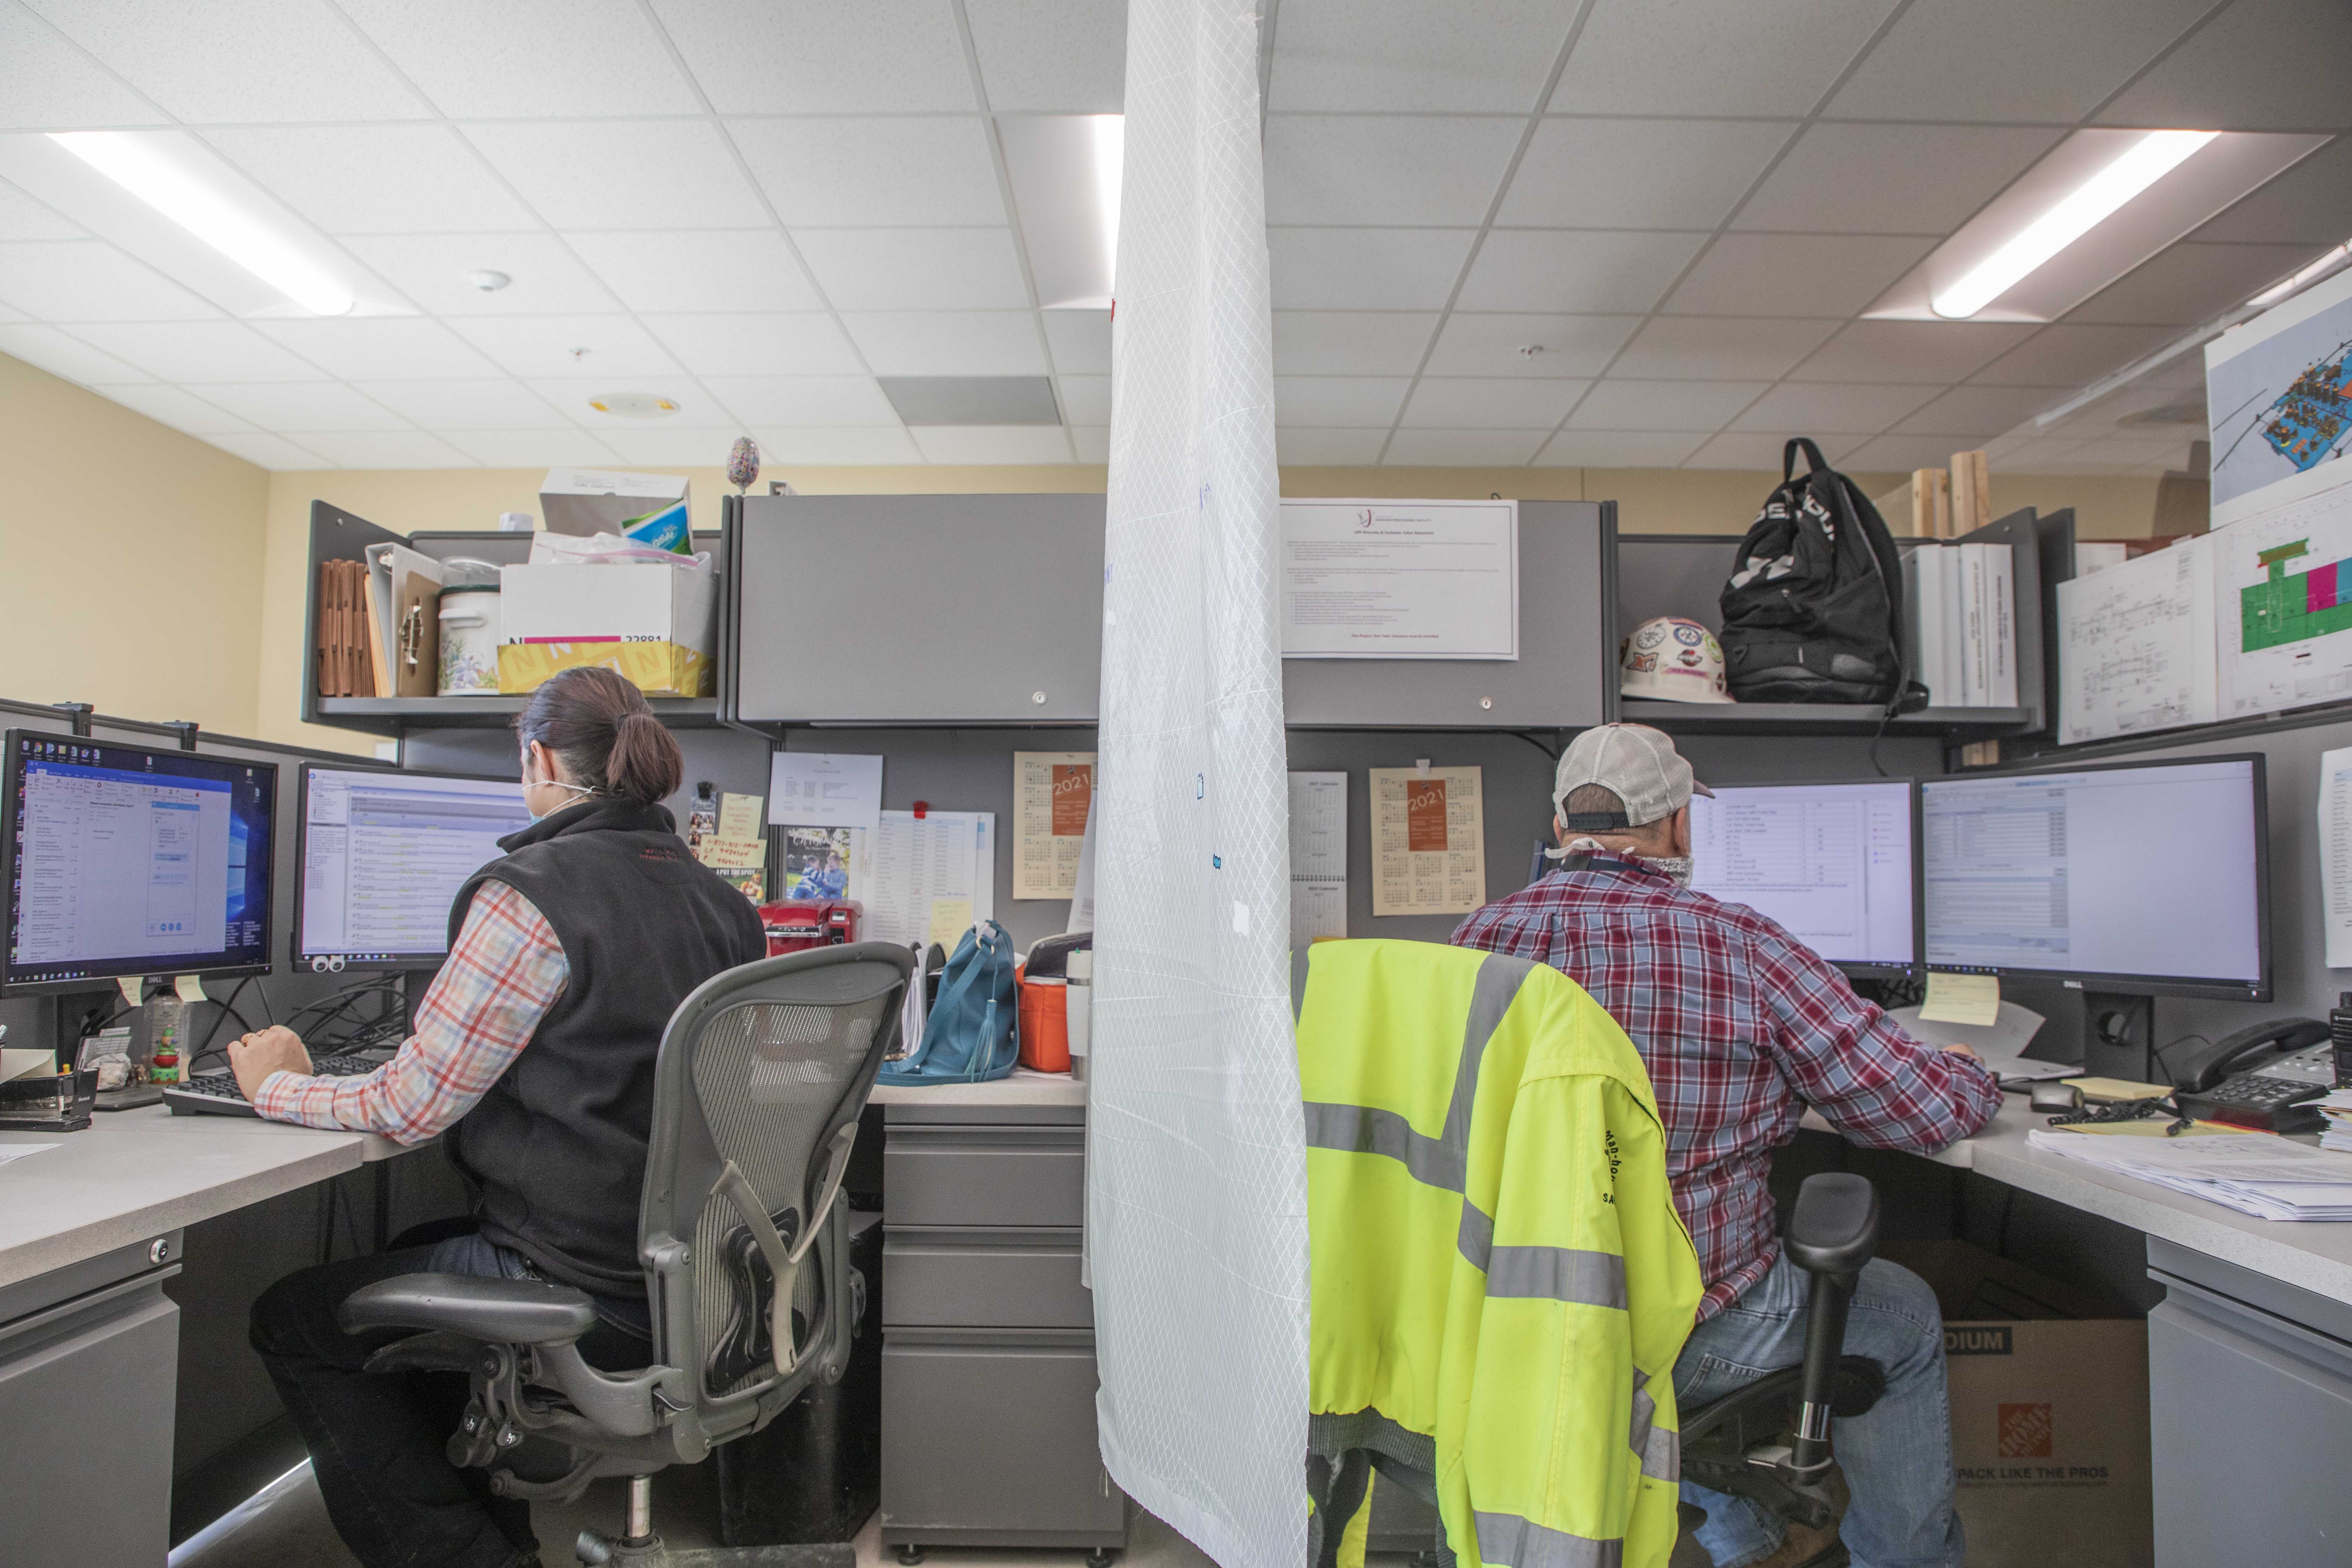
left=497, top=562, right=718, bottom=698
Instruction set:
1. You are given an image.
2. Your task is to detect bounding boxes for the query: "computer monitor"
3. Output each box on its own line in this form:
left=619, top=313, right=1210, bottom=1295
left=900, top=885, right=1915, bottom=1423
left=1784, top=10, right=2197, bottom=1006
left=1, top=729, right=278, bottom=995
left=1921, top=754, right=2268, bottom=1001
left=1687, top=778, right=1921, bottom=976
left=295, top=765, right=532, bottom=971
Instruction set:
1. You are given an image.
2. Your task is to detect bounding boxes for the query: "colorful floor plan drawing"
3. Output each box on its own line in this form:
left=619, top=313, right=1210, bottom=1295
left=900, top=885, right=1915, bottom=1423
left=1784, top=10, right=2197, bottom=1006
left=2252, top=338, right=2352, bottom=472
left=2242, top=538, right=2352, bottom=651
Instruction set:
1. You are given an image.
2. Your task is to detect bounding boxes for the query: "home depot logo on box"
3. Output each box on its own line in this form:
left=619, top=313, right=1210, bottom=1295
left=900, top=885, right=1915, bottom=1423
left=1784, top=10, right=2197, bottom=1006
left=1997, top=1402, right=2054, bottom=1459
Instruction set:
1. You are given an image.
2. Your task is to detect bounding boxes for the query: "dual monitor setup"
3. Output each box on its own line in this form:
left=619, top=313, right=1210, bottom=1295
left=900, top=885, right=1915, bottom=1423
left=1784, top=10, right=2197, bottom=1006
left=1, top=728, right=531, bottom=997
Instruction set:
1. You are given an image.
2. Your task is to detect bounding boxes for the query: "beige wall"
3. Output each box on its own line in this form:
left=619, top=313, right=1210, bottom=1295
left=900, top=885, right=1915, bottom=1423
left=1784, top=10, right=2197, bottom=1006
left=0, top=352, right=269, bottom=737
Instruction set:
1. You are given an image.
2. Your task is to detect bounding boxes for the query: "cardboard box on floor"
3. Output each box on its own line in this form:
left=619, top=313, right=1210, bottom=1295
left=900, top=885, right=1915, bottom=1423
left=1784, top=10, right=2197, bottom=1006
left=1879, top=1241, right=2152, bottom=1568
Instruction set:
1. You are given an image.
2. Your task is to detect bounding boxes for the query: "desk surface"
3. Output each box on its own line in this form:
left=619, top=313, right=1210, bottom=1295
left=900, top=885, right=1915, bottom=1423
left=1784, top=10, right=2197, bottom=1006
left=869, top=1067, right=1086, bottom=1107
left=0, top=1107, right=414, bottom=1291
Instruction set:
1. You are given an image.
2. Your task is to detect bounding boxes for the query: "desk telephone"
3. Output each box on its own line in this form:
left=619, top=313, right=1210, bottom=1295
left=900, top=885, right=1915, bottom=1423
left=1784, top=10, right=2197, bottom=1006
left=2171, top=1017, right=2333, bottom=1132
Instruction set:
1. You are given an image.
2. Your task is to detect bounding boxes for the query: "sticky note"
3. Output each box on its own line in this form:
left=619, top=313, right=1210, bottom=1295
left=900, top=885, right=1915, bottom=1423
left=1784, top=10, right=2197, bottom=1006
left=695, top=834, right=767, bottom=870
left=2063, top=1076, right=2176, bottom=1103
left=1920, top=971, right=1999, bottom=1026
left=718, top=792, right=764, bottom=841
left=174, top=975, right=207, bottom=1004
left=117, top=975, right=144, bottom=1008
left=927, top=897, right=974, bottom=949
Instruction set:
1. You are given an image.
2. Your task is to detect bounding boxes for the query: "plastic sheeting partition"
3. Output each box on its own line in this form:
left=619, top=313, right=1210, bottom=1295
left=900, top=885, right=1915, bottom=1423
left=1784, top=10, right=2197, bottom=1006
left=1088, top=1, right=1309, bottom=1566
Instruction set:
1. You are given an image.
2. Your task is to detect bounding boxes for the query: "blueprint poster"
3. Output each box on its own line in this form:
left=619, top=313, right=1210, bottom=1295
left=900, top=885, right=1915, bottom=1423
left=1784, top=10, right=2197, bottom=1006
left=2209, top=264, right=2352, bottom=528
left=2215, top=483, right=2352, bottom=719
left=2056, top=537, right=2215, bottom=743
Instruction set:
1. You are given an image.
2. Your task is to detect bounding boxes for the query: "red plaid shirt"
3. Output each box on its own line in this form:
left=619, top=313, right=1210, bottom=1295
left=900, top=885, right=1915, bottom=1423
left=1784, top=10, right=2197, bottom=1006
left=1453, top=852, right=2000, bottom=1320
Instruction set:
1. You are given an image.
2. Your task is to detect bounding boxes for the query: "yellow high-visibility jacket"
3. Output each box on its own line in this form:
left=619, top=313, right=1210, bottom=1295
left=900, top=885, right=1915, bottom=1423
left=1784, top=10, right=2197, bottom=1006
left=1295, top=939, right=1703, bottom=1568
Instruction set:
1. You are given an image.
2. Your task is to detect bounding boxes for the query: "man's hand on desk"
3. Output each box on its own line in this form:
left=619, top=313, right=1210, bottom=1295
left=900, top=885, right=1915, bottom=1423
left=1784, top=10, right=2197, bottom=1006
left=229, top=1027, right=313, bottom=1102
left=1941, top=1044, right=1979, bottom=1058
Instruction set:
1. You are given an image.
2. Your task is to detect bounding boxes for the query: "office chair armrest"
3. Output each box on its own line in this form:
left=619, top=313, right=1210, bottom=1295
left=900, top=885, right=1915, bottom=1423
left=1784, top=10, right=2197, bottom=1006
left=338, top=1273, right=600, bottom=1346
left=1784, top=1172, right=1879, bottom=1278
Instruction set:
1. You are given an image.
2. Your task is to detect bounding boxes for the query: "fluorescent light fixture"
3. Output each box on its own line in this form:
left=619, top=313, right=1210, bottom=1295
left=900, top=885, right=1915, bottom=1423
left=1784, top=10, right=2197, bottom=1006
left=1931, top=130, right=2217, bottom=320
left=1089, top=113, right=1122, bottom=296
left=2248, top=239, right=2352, bottom=309
left=49, top=131, right=353, bottom=315
left=1000, top=114, right=1124, bottom=311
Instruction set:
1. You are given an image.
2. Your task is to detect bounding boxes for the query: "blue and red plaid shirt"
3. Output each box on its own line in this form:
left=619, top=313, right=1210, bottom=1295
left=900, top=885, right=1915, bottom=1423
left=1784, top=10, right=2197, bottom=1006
left=1453, top=851, right=2001, bottom=1320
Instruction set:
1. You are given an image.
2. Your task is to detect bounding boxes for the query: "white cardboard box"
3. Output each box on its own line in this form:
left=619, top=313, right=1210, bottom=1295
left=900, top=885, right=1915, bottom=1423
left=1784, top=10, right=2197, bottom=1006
left=497, top=562, right=718, bottom=697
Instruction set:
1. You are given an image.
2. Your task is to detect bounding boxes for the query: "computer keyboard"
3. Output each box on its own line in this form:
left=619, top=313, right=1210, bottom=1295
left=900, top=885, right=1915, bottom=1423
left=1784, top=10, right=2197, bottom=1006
left=161, top=1053, right=391, bottom=1118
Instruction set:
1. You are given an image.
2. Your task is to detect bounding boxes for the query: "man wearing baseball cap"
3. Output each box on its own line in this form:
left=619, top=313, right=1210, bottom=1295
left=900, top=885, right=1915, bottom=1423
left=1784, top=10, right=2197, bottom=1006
left=1454, top=724, right=1999, bottom=1568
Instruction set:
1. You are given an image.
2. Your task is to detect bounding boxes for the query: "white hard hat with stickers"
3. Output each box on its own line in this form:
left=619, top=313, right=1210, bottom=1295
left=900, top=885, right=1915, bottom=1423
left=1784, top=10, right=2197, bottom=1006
left=1619, top=615, right=1733, bottom=704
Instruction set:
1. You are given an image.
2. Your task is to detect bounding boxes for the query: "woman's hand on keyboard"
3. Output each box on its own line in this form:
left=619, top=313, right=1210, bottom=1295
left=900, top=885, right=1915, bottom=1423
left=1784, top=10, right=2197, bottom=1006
left=229, top=1026, right=313, bottom=1102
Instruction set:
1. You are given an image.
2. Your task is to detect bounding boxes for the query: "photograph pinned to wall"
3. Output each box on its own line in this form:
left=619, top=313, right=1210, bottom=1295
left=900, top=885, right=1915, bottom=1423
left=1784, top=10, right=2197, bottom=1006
left=780, top=825, right=857, bottom=902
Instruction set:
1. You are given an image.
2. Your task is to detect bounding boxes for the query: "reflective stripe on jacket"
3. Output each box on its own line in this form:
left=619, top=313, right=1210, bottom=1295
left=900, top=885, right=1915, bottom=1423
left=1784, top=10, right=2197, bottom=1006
left=1296, top=939, right=1703, bottom=1568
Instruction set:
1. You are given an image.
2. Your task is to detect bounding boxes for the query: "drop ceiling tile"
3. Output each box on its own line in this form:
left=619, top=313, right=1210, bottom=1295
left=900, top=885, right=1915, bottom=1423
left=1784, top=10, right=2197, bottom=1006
left=450, top=315, right=685, bottom=379
left=733, top=118, right=1006, bottom=228
left=1839, top=433, right=1991, bottom=472
left=2193, top=139, right=2352, bottom=246
left=27, top=0, right=429, bottom=122
left=1269, top=229, right=1479, bottom=310
left=0, top=6, right=168, bottom=128
left=1732, top=123, right=2061, bottom=235
left=2061, top=435, right=2197, bottom=467
left=1273, top=312, right=1440, bottom=375
left=1273, top=376, right=1411, bottom=426
left=0, top=180, right=82, bottom=241
left=913, top=425, right=1074, bottom=463
left=1661, top=234, right=1934, bottom=316
left=1269, top=0, right=1582, bottom=112
left=339, top=0, right=701, bottom=117
left=2097, top=0, right=2352, bottom=134
left=1609, top=317, right=1841, bottom=380
left=1382, top=429, right=1548, bottom=465
left=650, top=0, right=974, bottom=114
left=753, top=425, right=925, bottom=464
left=93, top=383, right=254, bottom=434
left=1069, top=425, right=1110, bottom=464
left=206, top=126, right=535, bottom=235
left=592, top=427, right=750, bottom=467
left=792, top=229, right=1031, bottom=310
left=201, top=431, right=330, bottom=469
left=1994, top=436, right=2091, bottom=469
left=967, top=0, right=1124, bottom=111
left=1059, top=376, right=1110, bottom=424
left=646, top=313, right=866, bottom=377
left=436, top=428, right=622, bottom=467
left=1787, top=320, right=2038, bottom=383
left=1042, top=309, right=1110, bottom=373
left=1548, top=0, right=1900, bottom=116
left=1565, top=378, right=1770, bottom=430
left=0, top=322, right=152, bottom=384
left=71, top=321, right=329, bottom=382
left=568, top=231, right=822, bottom=314
left=1422, top=313, right=1642, bottom=378
left=1825, top=0, right=2214, bottom=122
left=699, top=374, right=903, bottom=426
left=2066, top=241, right=2328, bottom=327
left=255, top=318, right=502, bottom=380
left=1966, top=323, right=2178, bottom=386
left=463, top=121, right=766, bottom=231
left=841, top=310, right=1046, bottom=376
left=524, top=377, right=716, bottom=427
left=1276, top=428, right=1388, bottom=465
left=1537, top=430, right=1707, bottom=467
left=1684, top=431, right=1863, bottom=470
left=0, top=241, right=221, bottom=321
left=343, top=235, right=624, bottom=317
left=1891, top=384, right=2061, bottom=437
left=1400, top=377, right=1589, bottom=429
left=351, top=379, right=571, bottom=428
left=1265, top=116, right=1524, bottom=227
left=196, top=382, right=409, bottom=431
left=286, top=430, right=478, bottom=468
left=1727, top=382, right=1938, bottom=434
left=1500, top=119, right=1792, bottom=230
left=1457, top=231, right=1708, bottom=314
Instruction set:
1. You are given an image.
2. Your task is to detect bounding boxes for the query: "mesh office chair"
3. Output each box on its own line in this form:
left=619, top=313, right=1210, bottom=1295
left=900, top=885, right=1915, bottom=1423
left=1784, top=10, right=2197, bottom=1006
left=336, top=942, right=915, bottom=1568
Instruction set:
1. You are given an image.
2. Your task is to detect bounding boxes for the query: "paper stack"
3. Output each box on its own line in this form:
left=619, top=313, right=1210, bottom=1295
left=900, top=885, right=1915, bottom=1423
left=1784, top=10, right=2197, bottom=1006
left=2028, top=1129, right=2352, bottom=1221
left=2318, top=1089, right=2352, bottom=1153
left=1902, top=541, right=2017, bottom=709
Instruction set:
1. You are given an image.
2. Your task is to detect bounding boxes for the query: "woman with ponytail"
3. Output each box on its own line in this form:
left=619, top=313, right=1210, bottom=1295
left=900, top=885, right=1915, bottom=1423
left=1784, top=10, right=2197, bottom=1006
left=236, top=667, right=766, bottom=1568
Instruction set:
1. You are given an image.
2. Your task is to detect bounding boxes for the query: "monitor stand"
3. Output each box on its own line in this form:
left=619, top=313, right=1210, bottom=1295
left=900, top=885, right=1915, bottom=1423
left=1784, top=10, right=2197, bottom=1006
left=2079, top=991, right=2156, bottom=1084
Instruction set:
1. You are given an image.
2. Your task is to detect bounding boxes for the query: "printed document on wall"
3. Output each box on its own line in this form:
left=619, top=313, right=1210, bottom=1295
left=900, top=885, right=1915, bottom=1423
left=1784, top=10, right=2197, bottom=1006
left=2057, top=538, right=2216, bottom=743
left=2322, top=747, right=2352, bottom=968
left=1279, top=498, right=1518, bottom=659
left=1369, top=766, right=1485, bottom=916
left=852, top=811, right=994, bottom=949
left=1012, top=751, right=1096, bottom=900
left=1287, top=772, right=1347, bottom=944
left=2215, top=483, right=2352, bottom=719
left=768, top=753, right=883, bottom=831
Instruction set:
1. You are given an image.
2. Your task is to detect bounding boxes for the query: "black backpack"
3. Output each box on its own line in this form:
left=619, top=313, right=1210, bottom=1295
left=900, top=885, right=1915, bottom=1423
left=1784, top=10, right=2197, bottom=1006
left=1718, top=438, right=1922, bottom=708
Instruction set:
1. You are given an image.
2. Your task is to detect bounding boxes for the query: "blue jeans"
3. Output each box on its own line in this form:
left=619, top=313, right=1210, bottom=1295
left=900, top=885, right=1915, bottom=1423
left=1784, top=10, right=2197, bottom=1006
left=1675, top=1252, right=1963, bottom=1568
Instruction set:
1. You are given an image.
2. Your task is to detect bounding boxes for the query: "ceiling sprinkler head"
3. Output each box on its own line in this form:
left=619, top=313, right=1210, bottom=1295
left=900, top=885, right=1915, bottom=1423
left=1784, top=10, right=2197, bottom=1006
left=465, top=268, right=511, bottom=292
left=1518, top=343, right=1545, bottom=358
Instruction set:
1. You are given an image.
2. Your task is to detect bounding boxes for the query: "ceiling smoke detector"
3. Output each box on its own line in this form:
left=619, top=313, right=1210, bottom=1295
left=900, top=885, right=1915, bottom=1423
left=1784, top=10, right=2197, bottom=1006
left=588, top=392, right=681, bottom=419
left=465, top=268, right=511, bottom=292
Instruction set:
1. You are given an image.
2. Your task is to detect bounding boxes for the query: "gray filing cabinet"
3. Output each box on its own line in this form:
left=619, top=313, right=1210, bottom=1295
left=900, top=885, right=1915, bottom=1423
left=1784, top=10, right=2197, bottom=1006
left=0, top=1232, right=183, bottom=1568
left=2146, top=1237, right=2352, bottom=1567
left=879, top=1097, right=1125, bottom=1555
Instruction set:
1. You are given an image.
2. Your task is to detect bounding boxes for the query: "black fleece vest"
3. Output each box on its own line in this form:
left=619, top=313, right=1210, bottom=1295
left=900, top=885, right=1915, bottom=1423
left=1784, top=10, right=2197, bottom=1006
left=447, top=797, right=766, bottom=1296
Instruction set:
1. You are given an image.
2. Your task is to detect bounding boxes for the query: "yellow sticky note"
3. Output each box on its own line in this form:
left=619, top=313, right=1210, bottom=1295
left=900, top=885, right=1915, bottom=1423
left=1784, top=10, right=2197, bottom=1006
left=117, top=975, right=144, bottom=1008
left=2064, top=1076, right=2176, bottom=1103
left=718, top=792, right=764, bottom=841
left=695, top=834, right=766, bottom=870
left=1920, top=971, right=2000, bottom=1026
left=927, top=897, right=974, bottom=949
left=174, top=975, right=207, bottom=1005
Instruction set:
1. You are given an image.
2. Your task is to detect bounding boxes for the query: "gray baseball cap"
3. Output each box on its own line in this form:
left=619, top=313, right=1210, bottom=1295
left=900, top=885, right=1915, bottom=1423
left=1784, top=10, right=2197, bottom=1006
left=1552, top=723, right=1712, bottom=830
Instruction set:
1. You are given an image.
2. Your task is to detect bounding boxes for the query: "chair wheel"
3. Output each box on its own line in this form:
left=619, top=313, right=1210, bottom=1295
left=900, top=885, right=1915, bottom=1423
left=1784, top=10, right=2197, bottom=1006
left=1085, top=1551, right=1116, bottom=1568
left=895, top=1548, right=925, bottom=1566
